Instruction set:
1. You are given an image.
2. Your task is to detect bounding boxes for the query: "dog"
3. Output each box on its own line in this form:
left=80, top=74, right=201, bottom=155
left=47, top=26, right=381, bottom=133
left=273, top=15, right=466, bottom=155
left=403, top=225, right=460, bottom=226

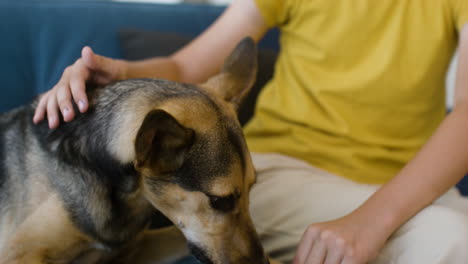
left=0, top=37, right=271, bottom=264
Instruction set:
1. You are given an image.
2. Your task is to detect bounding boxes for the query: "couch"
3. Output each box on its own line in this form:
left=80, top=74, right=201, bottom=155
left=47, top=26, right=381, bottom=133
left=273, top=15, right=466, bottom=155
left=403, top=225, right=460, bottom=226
left=0, top=1, right=467, bottom=261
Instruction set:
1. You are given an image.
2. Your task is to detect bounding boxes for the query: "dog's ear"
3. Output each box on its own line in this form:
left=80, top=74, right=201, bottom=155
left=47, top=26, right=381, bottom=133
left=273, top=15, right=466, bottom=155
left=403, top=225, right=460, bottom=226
left=203, top=37, right=258, bottom=109
left=134, top=109, right=194, bottom=173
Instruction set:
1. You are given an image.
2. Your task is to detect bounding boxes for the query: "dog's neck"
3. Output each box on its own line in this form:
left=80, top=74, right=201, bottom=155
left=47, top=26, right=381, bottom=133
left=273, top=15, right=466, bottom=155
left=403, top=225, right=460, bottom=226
left=27, top=84, right=160, bottom=245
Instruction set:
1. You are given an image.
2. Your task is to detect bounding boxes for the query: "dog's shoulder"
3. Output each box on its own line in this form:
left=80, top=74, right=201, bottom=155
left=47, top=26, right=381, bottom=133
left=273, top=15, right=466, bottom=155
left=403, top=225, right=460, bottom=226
left=0, top=104, right=36, bottom=198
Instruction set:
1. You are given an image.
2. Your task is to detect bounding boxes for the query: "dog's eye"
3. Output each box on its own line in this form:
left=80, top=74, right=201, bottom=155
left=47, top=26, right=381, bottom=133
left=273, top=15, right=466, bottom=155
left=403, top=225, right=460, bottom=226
left=208, top=194, right=236, bottom=213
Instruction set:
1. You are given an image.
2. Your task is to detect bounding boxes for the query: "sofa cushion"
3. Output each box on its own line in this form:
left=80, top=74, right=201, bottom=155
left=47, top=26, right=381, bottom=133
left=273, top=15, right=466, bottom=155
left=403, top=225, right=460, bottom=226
left=0, top=1, right=227, bottom=113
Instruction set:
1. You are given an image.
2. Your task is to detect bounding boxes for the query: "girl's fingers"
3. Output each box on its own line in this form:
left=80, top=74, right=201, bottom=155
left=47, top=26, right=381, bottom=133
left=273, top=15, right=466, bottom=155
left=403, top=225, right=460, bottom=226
left=46, top=95, right=60, bottom=129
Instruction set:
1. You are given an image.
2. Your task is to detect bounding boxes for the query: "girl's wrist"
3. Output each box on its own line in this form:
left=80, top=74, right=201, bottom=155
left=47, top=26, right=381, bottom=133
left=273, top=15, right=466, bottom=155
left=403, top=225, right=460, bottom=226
left=116, top=59, right=130, bottom=80
left=349, top=198, right=402, bottom=240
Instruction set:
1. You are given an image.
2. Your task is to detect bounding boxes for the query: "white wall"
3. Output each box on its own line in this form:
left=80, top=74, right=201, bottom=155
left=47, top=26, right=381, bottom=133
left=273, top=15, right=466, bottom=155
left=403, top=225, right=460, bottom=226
left=446, top=54, right=457, bottom=109
left=206, top=0, right=231, bottom=4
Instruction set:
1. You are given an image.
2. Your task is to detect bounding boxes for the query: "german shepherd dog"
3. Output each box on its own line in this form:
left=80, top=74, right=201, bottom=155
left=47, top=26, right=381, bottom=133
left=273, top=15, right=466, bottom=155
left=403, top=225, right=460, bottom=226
left=0, top=38, right=270, bottom=264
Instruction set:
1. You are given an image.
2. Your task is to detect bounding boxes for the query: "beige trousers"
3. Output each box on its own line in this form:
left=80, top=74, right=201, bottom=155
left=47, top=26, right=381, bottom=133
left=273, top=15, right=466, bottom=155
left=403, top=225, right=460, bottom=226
left=249, top=153, right=468, bottom=264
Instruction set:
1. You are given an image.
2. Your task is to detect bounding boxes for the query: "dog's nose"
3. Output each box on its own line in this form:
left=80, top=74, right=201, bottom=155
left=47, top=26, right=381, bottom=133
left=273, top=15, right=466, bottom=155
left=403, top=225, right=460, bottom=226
left=265, top=258, right=270, bottom=264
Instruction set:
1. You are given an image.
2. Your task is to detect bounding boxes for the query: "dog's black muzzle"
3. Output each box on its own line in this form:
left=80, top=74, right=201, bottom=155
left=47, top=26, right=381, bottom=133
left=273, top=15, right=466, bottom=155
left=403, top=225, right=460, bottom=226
left=188, top=243, right=214, bottom=264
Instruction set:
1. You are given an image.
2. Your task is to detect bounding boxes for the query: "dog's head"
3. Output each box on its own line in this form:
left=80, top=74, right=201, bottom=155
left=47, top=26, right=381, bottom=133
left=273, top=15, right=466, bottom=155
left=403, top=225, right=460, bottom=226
left=133, top=38, right=269, bottom=264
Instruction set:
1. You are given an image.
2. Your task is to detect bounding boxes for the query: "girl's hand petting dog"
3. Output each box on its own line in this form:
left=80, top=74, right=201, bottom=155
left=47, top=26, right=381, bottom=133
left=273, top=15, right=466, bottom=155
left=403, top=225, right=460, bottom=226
left=33, top=47, right=127, bottom=129
left=293, top=213, right=389, bottom=264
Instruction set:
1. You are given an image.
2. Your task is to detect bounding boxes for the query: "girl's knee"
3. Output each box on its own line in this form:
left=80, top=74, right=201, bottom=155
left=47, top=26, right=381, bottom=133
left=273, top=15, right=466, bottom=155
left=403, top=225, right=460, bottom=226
left=384, top=206, right=468, bottom=263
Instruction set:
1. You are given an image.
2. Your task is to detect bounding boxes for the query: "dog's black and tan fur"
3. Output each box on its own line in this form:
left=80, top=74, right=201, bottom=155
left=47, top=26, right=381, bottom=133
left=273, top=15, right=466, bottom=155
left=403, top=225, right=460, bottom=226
left=0, top=38, right=269, bottom=264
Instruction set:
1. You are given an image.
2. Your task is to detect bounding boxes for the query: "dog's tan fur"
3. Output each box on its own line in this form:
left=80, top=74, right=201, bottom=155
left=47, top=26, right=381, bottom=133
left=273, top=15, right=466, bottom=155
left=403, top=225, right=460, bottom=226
left=0, top=195, right=91, bottom=264
left=0, top=38, right=270, bottom=264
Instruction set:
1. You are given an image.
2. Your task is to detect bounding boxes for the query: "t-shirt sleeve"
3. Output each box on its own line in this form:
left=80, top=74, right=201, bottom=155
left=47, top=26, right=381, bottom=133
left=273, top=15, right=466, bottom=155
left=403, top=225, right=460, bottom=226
left=254, top=0, right=292, bottom=28
left=453, top=0, right=468, bottom=31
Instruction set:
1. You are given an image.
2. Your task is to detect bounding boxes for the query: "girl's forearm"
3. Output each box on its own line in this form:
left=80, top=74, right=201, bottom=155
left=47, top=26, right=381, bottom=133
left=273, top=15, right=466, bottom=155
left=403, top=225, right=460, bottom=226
left=123, top=57, right=182, bottom=82
left=352, top=103, right=468, bottom=238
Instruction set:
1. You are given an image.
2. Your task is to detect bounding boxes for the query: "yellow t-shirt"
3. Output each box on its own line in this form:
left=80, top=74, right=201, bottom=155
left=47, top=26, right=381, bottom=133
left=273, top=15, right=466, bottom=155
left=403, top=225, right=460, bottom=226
left=244, top=0, right=468, bottom=184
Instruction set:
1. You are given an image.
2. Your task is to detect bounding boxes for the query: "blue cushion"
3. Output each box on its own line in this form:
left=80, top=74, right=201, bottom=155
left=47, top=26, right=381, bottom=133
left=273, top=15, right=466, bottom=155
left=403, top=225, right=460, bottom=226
left=0, top=0, right=222, bottom=112
left=457, top=176, right=468, bottom=196
left=0, top=1, right=224, bottom=112
left=0, top=0, right=279, bottom=113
